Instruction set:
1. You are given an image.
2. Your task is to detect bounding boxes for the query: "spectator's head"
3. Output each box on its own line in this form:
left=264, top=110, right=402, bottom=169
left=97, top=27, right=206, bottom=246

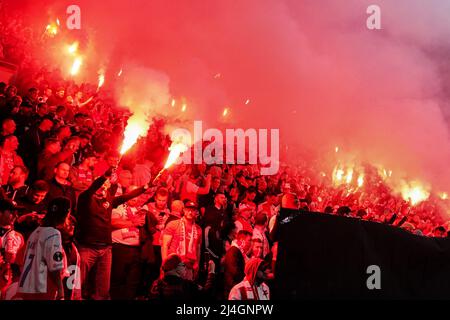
left=0, top=199, right=20, bottom=227
left=54, top=162, right=71, bottom=181
left=55, top=87, right=65, bottom=98
left=0, top=135, right=19, bottom=151
left=30, top=180, right=49, bottom=204
left=183, top=200, right=199, bottom=222
left=236, top=230, right=253, bottom=254
left=126, top=186, right=140, bottom=207
left=209, top=165, right=222, bottom=178
left=337, top=206, right=352, bottom=216
left=106, top=151, right=120, bottom=167
left=245, top=258, right=270, bottom=286
left=8, top=165, right=29, bottom=186
left=434, top=226, right=446, bottom=237
left=281, top=193, right=299, bottom=210
left=81, top=152, right=98, bottom=170
left=74, top=113, right=87, bottom=125
left=245, top=186, right=257, bottom=201
left=162, top=254, right=186, bottom=278
left=78, top=133, right=92, bottom=147
left=37, top=102, right=48, bottom=116
left=239, top=203, right=254, bottom=220
left=282, top=182, right=291, bottom=194
left=10, top=95, right=22, bottom=110
left=1, top=118, right=16, bottom=135
left=43, top=88, right=52, bottom=98
left=257, top=177, right=267, bottom=192
left=254, top=212, right=268, bottom=228
left=44, top=138, right=61, bottom=154
left=5, top=85, right=17, bottom=98
left=214, top=190, right=227, bottom=209
left=171, top=200, right=184, bottom=215
left=155, top=187, right=169, bottom=210
left=211, top=176, right=221, bottom=190
left=324, top=206, right=334, bottom=214
left=64, top=136, right=80, bottom=153
left=39, top=117, right=54, bottom=132
left=28, top=87, right=39, bottom=100
left=55, top=126, right=71, bottom=141
left=251, top=238, right=263, bottom=259
left=118, top=170, right=133, bottom=188
left=42, top=197, right=71, bottom=228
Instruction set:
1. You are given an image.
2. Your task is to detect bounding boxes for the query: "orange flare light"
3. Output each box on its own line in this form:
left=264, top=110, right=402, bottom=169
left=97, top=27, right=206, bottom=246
left=164, top=141, right=188, bottom=169
left=357, top=174, right=364, bottom=187
left=98, top=73, right=105, bottom=89
left=120, top=118, right=148, bottom=155
left=67, top=42, right=78, bottom=55
left=223, top=108, right=229, bottom=117
left=400, top=181, right=430, bottom=206
left=70, top=57, right=83, bottom=76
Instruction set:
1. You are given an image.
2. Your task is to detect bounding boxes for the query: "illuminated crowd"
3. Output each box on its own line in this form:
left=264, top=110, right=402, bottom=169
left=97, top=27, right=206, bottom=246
left=1, top=13, right=449, bottom=301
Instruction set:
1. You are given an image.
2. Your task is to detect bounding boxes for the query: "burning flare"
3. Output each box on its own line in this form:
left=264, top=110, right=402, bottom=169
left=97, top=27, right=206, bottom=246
left=67, top=42, right=78, bottom=55
left=120, top=117, right=148, bottom=155
left=164, top=140, right=189, bottom=169
left=97, top=72, right=105, bottom=90
left=399, top=181, right=430, bottom=206
left=70, top=57, right=83, bottom=76
left=223, top=108, right=229, bottom=117
left=357, top=174, right=364, bottom=188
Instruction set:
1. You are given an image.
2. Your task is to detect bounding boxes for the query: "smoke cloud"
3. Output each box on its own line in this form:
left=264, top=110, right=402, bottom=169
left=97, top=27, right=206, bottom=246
left=8, top=0, right=450, bottom=193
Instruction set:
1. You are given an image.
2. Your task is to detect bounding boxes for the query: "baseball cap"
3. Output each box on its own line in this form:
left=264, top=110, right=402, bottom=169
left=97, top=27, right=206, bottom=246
left=184, top=200, right=198, bottom=209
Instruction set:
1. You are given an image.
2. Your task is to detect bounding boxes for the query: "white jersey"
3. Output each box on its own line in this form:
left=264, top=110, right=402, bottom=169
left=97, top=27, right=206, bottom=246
left=18, top=227, right=64, bottom=294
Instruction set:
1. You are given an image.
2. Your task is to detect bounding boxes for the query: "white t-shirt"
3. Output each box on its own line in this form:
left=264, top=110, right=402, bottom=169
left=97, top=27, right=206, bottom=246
left=18, top=227, right=64, bottom=294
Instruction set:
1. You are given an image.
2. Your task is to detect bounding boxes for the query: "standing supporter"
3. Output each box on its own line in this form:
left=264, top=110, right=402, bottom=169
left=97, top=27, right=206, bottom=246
left=223, top=230, right=252, bottom=298
left=161, top=201, right=202, bottom=281
left=75, top=167, right=150, bottom=300
left=17, top=197, right=70, bottom=300
left=228, top=258, right=270, bottom=300
left=0, top=135, right=24, bottom=186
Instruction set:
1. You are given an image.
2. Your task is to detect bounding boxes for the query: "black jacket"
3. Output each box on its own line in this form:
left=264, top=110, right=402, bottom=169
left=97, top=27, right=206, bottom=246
left=75, top=176, right=146, bottom=247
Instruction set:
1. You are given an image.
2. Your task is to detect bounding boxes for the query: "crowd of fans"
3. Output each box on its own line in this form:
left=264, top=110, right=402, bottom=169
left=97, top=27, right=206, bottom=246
left=1, top=13, right=449, bottom=300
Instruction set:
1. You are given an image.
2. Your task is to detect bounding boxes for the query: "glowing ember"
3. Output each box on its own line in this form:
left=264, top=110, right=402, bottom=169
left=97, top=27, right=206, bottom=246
left=120, top=118, right=148, bottom=155
left=245, top=99, right=250, bottom=105
left=181, top=104, right=187, bottom=112
left=400, top=181, right=430, bottom=206
left=118, top=69, right=123, bottom=77
left=164, top=140, right=189, bottom=169
left=171, top=99, right=176, bottom=107
left=70, top=57, right=83, bottom=76
left=345, top=168, right=354, bottom=184
left=45, top=23, right=58, bottom=37
left=98, top=72, right=105, bottom=89
left=335, top=146, right=339, bottom=153
left=334, top=168, right=344, bottom=183
left=357, top=174, right=364, bottom=187
left=223, top=108, right=229, bottom=117
left=439, top=192, right=448, bottom=200
left=56, top=18, right=60, bottom=26
left=67, top=42, right=78, bottom=55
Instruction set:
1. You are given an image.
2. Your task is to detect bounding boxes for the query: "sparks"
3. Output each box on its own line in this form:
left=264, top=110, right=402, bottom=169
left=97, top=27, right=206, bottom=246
left=335, top=146, right=339, bottom=153
left=70, top=57, right=83, bottom=76
left=181, top=104, right=187, bottom=112
left=117, top=68, right=123, bottom=77
left=120, top=117, right=148, bottom=155
left=223, top=108, right=229, bottom=117
left=171, top=99, right=176, bottom=107
left=45, top=23, right=58, bottom=37
left=56, top=18, right=60, bottom=26
left=245, top=99, right=250, bottom=105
